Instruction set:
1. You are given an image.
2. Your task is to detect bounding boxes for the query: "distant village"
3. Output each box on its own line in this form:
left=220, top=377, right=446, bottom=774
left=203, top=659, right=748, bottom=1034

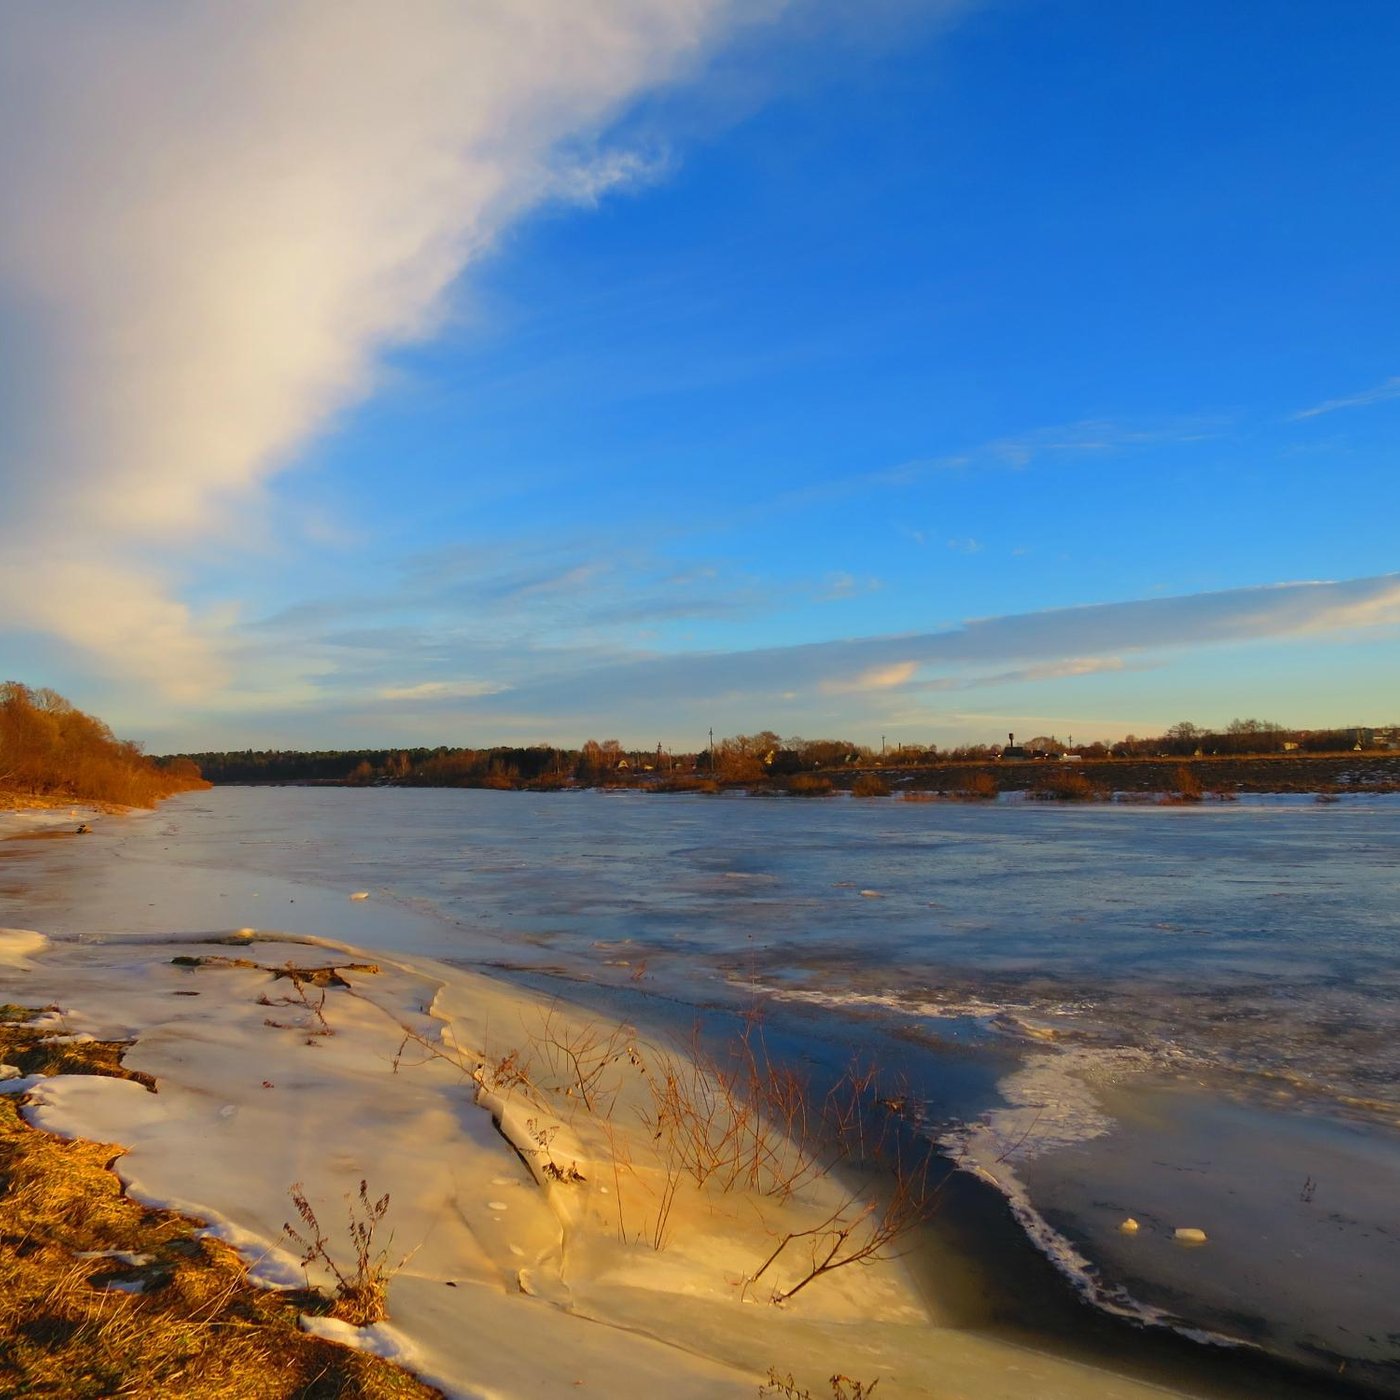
left=178, top=720, right=1400, bottom=791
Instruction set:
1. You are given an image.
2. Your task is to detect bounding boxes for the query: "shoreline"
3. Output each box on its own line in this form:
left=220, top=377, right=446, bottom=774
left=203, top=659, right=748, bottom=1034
left=0, top=922, right=1247, bottom=1400
left=491, top=961, right=1394, bottom=1400
left=183, top=748, right=1400, bottom=798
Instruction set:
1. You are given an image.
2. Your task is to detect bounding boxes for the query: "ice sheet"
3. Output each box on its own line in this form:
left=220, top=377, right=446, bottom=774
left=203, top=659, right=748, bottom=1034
left=0, top=924, right=1201, bottom=1399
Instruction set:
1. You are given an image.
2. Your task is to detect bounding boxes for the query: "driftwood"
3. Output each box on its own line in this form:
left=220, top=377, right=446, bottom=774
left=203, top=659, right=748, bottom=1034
left=169, top=955, right=379, bottom=987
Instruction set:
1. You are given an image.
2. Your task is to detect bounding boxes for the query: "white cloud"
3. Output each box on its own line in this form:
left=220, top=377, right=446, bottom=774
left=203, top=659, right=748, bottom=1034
left=819, top=660, right=918, bottom=694
left=0, top=550, right=228, bottom=701
left=1292, top=375, right=1400, bottom=420
left=0, top=0, right=772, bottom=699
left=147, top=571, right=1400, bottom=749
left=378, top=680, right=504, bottom=702
left=818, top=571, right=882, bottom=601
left=908, top=656, right=1129, bottom=693
left=458, top=572, right=1400, bottom=717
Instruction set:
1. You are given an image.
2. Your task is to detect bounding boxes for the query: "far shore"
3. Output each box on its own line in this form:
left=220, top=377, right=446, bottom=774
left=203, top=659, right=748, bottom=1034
left=186, top=749, right=1400, bottom=799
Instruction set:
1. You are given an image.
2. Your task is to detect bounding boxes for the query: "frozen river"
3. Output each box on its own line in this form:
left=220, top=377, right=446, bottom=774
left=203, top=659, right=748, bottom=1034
left=4, top=786, right=1399, bottom=1392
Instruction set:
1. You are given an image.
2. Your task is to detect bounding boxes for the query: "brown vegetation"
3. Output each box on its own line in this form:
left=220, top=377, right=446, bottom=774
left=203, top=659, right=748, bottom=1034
left=1027, top=768, right=1108, bottom=802
left=652, top=773, right=719, bottom=793
left=761, top=1370, right=879, bottom=1400
left=183, top=718, right=1400, bottom=795
left=1, top=682, right=207, bottom=808
left=955, top=771, right=999, bottom=800
left=1165, top=764, right=1204, bottom=803
left=0, top=1007, right=440, bottom=1399
left=388, top=999, right=938, bottom=1301
left=284, top=1180, right=401, bottom=1326
left=850, top=773, right=891, bottom=798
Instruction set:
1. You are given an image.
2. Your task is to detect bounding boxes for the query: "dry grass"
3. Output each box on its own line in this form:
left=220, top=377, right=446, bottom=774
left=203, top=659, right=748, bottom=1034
left=0, top=1009, right=441, bottom=1399
left=955, top=771, right=999, bottom=800
left=652, top=774, right=720, bottom=793
left=761, top=1367, right=880, bottom=1398
left=530, top=1005, right=636, bottom=1112
left=392, top=998, right=940, bottom=1305
left=285, top=1181, right=403, bottom=1327
left=1027, top=769, right=1107, bottom=802
left=630, top=1018, right=938, bottom=1277
left=1159, top=764, right=1204, bottom=803
left=849, top=774, right=891, bottom=798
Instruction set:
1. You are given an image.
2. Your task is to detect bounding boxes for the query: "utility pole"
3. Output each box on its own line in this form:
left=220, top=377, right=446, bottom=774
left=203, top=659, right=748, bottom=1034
left=708, top=727, right=714, bottom=772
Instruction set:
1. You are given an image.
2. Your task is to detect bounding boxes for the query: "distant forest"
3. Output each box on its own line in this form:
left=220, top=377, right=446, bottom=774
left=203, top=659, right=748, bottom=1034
left=178, top=719, right=1393, bottom=791
left=0, top=683, right=208, bottom=807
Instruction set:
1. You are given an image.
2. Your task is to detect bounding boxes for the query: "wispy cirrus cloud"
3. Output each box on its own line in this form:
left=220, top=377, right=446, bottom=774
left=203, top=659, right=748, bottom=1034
left=183, top=570, right=1400, bottom=749
left=750, top=413, right=1226, bottom=522
left=907, top=655, right=1131, bottom=693
left=449, top=571, right=1400, bottom=720
left=818, top=660, right=919, bottom=695
left=377, top=681, right=505, bottom=703
left=1292, top=375, right=1400, bottom=420
left=0, top=1, right=781, bottom=700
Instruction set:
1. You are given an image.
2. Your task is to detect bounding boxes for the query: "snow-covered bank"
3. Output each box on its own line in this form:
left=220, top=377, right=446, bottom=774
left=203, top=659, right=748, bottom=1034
left=0, top=924, right=1200, bottom=1399
left=0, top=802, right=105, bottom=838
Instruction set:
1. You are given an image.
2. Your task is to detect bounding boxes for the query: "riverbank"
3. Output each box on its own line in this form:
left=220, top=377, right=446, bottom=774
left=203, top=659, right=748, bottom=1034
left=194, top=749, right=1400, bottom=799
left=0, top=924, right=1232, bottom=1400
left=0, top=793, right=112, bottom=826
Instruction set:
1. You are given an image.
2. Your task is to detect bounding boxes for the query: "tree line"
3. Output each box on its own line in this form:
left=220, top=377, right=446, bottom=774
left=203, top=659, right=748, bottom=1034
left=1, top=683, right=207, bottom=807
left=177, top=717, right=1392, bottom=792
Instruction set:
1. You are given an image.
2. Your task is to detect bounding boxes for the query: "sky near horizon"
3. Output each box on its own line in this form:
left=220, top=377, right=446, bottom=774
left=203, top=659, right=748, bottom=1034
left=1, top=1, right=1397, bottom=753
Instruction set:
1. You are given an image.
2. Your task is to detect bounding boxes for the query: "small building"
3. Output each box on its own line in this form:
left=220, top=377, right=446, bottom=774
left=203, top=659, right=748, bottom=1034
left=999, top=732, right=1031, bottom=761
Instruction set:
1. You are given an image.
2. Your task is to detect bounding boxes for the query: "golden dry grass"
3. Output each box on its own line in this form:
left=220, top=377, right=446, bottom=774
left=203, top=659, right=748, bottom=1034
left=0, top=1010, right=442, bottom=1399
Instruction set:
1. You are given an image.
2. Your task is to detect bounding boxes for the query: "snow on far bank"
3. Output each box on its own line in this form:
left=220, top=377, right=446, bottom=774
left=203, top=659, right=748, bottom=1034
left=0, top=804, right=100, bottom=839
left=0, top=928, right=48, bottom=970
left=0, top=926, right=1197, bottom=1400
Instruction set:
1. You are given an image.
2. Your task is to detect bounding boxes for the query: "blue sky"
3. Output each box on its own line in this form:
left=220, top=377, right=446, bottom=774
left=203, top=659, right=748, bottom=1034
left=1, top=1, right=1397, bottom=750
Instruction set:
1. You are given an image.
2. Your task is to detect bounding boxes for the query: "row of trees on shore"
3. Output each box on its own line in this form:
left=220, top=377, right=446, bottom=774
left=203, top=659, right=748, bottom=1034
left=179, top=718, right=1393, bottom=791
left=0, top=683, right=207, bottom=807
left=4, top=673, right=1388, bottom=805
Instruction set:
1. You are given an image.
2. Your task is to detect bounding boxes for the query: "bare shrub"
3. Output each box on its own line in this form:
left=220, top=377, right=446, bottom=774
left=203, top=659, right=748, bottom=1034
left=285, top=1179, right=404, bottom=1325
left=750, top=1143, right=936, bottom=1304
left=956, top=771, right=998, bottom=800
left=639, top=1022, right=826, bottom=1205
left=1171, top=764, right=1203, bottom=802
left=787, top=773, right=833, bottom=796
left=385, top=990, right=939, bottom=1305
left=631, top=1016, right=928, bottom=1266
left=761, top=1368, right=880, bottom=1399
left=532, top=1005, right=636, bottom=1113
left=259, top=970, right=333, bottom=1039
left=653, top=774, right=719, bottom=793
left=850, top=773, right=890, bottom=798
left=480, top=1047, right=532, bottom=1093
left=522, top=1118, right=586, bottom=1184
left=1028, top=769, right=1106, bottom=801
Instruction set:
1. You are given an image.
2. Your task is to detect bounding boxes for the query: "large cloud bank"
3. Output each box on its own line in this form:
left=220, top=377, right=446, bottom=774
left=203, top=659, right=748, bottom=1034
left=0, top=0, right=761, bottom=698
